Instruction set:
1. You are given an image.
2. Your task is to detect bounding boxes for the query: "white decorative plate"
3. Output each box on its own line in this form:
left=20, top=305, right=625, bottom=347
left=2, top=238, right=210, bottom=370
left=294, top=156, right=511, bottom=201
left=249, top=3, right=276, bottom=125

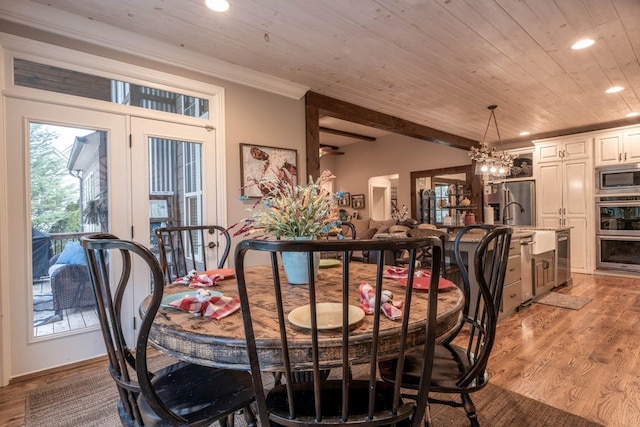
left=319, top=259, right=341, bottom=268
left=288, top=303, right=365, bottom=330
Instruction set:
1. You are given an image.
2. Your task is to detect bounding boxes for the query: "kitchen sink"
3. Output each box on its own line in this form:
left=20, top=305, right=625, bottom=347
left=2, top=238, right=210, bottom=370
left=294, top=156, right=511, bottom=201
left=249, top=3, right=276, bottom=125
left=531, top=230, right=556, bottom=255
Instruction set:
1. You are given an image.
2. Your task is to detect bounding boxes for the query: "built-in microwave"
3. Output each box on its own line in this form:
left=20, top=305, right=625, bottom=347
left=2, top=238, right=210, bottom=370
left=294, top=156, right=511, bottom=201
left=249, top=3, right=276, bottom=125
left=596, top=166, right=640, bottom=194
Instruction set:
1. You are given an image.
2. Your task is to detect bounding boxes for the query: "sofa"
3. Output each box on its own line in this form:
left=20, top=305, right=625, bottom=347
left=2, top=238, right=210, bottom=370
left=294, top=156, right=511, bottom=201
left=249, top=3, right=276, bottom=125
left=341, top=218, right=397, bottom=263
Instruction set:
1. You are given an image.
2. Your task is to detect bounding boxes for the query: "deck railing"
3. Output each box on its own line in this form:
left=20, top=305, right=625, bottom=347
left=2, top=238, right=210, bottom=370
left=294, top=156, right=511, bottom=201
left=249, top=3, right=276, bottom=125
left=49, top=232, right=95, bottom=257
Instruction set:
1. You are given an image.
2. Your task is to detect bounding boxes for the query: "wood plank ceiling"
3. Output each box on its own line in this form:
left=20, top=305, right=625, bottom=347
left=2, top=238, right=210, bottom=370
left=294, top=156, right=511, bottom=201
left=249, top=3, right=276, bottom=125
left=12, top=0, right=640, bottom=146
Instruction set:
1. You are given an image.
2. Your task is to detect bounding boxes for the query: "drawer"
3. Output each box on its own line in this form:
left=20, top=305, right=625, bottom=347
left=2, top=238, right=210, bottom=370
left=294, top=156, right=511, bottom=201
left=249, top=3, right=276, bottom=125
left=501, top=281, right=522, bottom=316
left=508, top=242, right=520, bottom=257
left=504, top=255, right=521, bottom=284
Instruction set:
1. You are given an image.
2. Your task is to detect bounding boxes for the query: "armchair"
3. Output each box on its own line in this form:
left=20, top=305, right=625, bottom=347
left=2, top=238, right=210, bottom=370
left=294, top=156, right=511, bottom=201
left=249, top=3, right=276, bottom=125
left=48, top=242, right=95, bottom=318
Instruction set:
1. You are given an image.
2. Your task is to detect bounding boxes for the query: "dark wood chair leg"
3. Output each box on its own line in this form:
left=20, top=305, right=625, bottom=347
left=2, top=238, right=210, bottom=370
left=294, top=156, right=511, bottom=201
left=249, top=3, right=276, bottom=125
left=462, top=393, right=480, bottom=427
left=243, top=405, right=257, bottom=427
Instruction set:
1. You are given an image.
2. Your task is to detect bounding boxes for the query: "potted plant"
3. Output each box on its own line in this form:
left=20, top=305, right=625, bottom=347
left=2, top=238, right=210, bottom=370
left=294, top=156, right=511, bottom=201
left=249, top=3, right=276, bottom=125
left=233, top=169, right=344, bottom=284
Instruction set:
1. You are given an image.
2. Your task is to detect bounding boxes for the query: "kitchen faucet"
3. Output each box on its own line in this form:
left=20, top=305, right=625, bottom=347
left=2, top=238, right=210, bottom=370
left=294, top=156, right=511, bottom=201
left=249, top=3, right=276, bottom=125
left=503, top=201, right=525, bottom=225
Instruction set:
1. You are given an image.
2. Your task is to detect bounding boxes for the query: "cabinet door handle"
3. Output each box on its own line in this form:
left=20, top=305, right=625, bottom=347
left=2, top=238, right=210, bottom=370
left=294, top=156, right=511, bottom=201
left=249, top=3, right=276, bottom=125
left=625, top=152, right=628, bottom=161
left=558, top=208, right=562, bottom=215
left=510, top=293, right=517, bottom=298
left=563, top=208, right=566, bottom=215
left=620, top=153, right=622, bottom=161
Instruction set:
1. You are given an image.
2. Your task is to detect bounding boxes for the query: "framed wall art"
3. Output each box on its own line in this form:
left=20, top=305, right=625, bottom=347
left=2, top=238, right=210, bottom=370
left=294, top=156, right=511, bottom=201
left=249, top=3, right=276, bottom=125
left=338, top=192, right=351, bottom=207
left=240, top=143, right=298, bottom=198
left=505, top=152, right=534, bottom=179
left=351, top=194, right=365, bottom=209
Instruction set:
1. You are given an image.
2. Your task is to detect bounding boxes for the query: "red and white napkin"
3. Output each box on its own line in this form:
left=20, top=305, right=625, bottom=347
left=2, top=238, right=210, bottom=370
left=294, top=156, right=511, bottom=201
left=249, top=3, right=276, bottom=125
left=171, top=269, right=224, bottom=288
left=168, top=289, right=240, bottom=320
left=358, top=283, right=403, bottom=320
left=383, top=267, right=429, bottom=280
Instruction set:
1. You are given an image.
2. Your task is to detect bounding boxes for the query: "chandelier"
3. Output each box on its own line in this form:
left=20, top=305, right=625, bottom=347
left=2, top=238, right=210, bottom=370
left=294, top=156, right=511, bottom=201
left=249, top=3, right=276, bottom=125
left=468, top=105, right=516, bottom=175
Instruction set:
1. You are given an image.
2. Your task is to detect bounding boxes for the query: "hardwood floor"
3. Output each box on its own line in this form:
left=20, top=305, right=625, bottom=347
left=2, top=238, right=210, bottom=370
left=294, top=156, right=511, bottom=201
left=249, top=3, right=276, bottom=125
left=488, top=273, right=640, bottom=426
left=1, top=272, right=639, bottom=426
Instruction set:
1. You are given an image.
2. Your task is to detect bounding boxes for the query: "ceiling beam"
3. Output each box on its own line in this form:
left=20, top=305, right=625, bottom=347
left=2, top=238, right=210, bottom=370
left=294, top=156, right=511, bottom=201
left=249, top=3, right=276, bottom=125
left=319, top=126, right=377, bottom=141
left=306, top=91, right=477, bottom=151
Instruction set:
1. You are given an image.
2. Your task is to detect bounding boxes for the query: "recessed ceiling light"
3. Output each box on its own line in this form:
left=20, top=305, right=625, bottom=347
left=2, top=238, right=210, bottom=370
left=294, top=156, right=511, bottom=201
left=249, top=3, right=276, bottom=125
left=519, top=131, right=530, bottom=137
left=571, top=39, right=595, bottom=50
left=605, top=86, right=624, bottom=94
left=205, top=0, right=229, bottom=12
left=627, top=112, right=640, bottom=118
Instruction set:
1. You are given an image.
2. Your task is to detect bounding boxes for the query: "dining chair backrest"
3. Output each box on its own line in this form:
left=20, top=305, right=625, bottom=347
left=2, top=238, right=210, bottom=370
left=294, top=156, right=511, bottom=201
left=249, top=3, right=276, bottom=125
left=81, top=233, right=173, bottom=424
left=450, top=224, right=513, bottom=385
left=81, top=233, right=256, bottom=426
left=407, top=227, right=450, bottom=277
left=154, top=225, right=231, bottom=284
left=235, top=237, right=442, bottom=427
left=320, top=221, right=357, bottom=261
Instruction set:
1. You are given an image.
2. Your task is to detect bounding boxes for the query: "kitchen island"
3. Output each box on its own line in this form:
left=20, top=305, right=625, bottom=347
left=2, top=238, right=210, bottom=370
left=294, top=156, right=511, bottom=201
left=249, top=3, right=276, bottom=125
left=447, top=228, right=535, bottom=318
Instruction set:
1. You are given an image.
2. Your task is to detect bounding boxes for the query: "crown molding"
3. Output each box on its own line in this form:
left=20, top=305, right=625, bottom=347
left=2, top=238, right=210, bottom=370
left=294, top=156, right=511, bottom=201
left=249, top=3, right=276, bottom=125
left=0, top=1, right=309, bottom=100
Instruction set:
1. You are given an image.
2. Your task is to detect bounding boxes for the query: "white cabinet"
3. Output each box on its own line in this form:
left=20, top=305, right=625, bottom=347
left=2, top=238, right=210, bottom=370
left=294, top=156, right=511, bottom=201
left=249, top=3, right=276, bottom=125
left=595, top=126, right=640, bottom=166
left=536, top=136, right=590, bottom=163
left=535, top=137, right=592, bottom=274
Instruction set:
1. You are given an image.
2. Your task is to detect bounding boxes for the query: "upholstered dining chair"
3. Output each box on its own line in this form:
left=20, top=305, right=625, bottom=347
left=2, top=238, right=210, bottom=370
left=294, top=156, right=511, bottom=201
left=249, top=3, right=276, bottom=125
left=379, top=224, right=513, bottom=427
left=81, top=233, right=255, bottom=427
left=234, top=237, right=442, bottom=427
left=154, top=225, right=231, bottom=284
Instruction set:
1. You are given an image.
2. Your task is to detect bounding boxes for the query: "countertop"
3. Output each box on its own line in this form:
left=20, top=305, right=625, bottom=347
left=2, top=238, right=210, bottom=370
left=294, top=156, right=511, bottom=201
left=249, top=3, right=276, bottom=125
left=512, top=226, right=572, bottom=232
left=449, top=230, right=534, bottom=243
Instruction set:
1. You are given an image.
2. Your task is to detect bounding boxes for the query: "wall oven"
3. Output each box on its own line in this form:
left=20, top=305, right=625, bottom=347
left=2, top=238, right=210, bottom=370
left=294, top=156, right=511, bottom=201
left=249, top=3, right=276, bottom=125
left=596, top=195, right=640, bottom=235
left=597, top=236, right=640, bottom=272
left=596, top=166, right=640, bottom=194
left=596, top=194, right=640, bottom=271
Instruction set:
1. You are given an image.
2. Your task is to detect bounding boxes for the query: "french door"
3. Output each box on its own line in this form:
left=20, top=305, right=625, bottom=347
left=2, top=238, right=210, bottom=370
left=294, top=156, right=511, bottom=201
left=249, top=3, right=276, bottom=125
left=4, top=99, right=215, bottom=378
left=129, top=117, right=215, bottom=320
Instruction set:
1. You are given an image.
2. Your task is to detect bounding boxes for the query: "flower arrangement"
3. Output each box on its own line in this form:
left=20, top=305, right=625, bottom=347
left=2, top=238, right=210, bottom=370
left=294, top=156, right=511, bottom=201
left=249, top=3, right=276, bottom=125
left=233, top=169, right=344, bottom=239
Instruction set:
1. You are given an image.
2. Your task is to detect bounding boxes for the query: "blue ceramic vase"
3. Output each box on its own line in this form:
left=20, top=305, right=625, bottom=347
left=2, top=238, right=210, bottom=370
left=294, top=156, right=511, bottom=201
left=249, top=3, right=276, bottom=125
left=281, top=237, right=320, bottom=285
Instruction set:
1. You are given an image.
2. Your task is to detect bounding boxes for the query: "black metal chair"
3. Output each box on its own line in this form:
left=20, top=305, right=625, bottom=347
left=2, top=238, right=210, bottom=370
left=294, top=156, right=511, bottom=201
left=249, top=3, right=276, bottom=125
left=154, top=225, right=231, bottom=284
left=320, top=221, right=357, bottom=261
left=379, top=224, right=513, bottom=427
left=81, top=233, right=255, bottom=427
left=407, top=227, right=458, bottom=279
left=235, top=237, right=442, bottom=427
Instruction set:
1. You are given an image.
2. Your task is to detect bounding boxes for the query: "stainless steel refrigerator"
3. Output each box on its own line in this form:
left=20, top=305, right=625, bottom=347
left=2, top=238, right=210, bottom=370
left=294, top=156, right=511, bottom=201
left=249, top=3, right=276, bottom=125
left=484, top=180, right=536, bottom=226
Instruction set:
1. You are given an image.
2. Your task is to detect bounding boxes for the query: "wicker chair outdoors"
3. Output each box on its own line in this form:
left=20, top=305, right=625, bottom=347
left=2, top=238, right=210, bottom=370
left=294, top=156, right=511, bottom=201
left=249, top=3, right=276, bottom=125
left=48, top=243, right=96, bottom=318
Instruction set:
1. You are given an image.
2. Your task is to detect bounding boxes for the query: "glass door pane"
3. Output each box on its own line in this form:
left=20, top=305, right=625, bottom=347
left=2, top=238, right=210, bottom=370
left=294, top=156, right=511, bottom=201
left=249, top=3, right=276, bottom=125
left=130, top=117, right=215, bottom=315
left=30, top=123, right=107, bottom=337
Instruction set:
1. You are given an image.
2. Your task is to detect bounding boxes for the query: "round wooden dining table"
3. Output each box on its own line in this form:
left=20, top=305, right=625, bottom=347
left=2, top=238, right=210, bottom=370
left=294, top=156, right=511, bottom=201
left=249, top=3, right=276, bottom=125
left=144, top=262, right=464, bottom=372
